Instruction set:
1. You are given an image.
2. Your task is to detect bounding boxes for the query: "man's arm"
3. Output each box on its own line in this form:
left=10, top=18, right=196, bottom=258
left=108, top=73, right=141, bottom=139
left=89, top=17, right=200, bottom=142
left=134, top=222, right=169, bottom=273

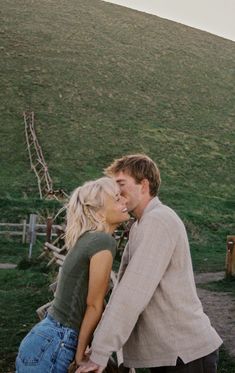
left=89, top=216, right=175, bottom=367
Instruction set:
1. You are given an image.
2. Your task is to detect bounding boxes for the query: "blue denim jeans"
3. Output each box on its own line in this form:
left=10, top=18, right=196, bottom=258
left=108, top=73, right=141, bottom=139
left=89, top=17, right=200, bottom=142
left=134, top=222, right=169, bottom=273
left=15, top=314, right=78, bottom=373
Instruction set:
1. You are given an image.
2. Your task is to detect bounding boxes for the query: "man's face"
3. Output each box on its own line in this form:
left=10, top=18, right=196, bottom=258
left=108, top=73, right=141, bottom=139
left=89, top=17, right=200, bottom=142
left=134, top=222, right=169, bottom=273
left=114, top=171, right=143, bottom=214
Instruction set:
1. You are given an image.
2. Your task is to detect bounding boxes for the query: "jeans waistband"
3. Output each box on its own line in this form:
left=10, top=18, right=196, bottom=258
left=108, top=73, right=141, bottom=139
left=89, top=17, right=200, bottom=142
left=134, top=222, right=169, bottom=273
left=46, top=313, right=61, bottom=325
left=46, top=314, right=78, bottom=337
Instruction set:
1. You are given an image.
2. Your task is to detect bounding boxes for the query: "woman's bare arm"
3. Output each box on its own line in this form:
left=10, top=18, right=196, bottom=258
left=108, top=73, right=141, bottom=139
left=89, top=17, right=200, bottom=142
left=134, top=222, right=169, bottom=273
left=75, top=249, right=113, bottom=364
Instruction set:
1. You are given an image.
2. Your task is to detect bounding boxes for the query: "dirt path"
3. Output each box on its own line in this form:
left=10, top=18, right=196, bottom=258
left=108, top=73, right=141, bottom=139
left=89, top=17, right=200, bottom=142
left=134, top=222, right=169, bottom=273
left=195, top=272, right=235, bottom=358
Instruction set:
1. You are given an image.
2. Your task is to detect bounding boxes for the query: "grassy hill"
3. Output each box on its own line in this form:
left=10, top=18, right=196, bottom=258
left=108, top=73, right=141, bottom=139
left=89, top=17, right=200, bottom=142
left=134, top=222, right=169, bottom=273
left=1, top=1, right=235, bottom=371
left=1, top=0, right=235, bottom=271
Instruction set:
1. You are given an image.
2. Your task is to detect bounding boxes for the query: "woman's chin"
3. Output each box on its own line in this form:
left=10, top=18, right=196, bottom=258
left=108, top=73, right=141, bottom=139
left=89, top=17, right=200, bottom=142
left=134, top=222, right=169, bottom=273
left=123, top=213, right=130, bottom=221
left=116, top=215, right=130, bottom=226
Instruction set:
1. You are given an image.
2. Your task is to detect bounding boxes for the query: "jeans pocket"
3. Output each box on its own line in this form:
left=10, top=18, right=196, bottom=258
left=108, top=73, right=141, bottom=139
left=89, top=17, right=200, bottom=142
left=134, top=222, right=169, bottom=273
left=18, top=329, right=53, bottom=366
left=56, top=344, right=76, bottom=372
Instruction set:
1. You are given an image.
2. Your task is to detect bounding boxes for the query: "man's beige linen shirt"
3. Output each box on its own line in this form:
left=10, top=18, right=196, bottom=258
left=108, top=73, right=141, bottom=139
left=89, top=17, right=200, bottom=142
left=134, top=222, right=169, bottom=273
left=91, top=197, right=222, bottom=368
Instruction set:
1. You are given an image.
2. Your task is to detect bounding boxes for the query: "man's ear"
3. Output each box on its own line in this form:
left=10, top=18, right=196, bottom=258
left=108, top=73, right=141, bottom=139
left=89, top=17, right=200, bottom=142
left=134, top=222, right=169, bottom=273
left=141, top=179, right=150, bottom=194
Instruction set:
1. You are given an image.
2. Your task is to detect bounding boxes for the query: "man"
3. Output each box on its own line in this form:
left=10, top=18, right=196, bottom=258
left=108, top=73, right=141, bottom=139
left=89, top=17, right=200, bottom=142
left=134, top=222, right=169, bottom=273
left=77, top=154, right=222, bottom=373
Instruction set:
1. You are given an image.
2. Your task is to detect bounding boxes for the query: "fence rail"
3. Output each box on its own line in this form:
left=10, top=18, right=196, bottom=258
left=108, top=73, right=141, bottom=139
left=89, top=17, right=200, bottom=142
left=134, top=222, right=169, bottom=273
left=0, top=223, right=61, bottom=228
left=0, top=218, right=63, bottom=244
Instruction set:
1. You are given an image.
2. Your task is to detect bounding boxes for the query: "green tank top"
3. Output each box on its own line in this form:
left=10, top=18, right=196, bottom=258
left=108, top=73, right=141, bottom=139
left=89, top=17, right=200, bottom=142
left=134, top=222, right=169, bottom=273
left=48, top=231, right=116, bottom=331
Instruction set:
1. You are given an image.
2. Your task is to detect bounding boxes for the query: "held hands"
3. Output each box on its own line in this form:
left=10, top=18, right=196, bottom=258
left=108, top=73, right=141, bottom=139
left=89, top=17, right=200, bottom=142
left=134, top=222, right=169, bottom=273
left=75, top=359, right=105, bottom=373
left=75, top=348, right=105, bottom=373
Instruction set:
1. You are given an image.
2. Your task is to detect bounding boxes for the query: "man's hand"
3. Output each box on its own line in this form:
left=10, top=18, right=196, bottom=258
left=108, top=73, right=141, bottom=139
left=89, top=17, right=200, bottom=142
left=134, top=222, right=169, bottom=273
left=75, top=359, right=105, bottom=373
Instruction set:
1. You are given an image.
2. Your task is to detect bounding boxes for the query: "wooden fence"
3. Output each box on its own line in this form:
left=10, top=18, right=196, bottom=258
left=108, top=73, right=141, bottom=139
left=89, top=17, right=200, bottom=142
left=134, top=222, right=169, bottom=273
left=23, top=111, right=68, bottom=201
left=0, top=216, right=63, bottom=244
left=226, top=235, right=235, bottom=278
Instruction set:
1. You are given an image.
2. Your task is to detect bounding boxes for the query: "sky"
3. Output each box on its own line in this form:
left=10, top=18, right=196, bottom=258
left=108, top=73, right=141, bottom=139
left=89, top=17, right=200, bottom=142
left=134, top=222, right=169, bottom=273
left=102, top=0, right=235, bottom=42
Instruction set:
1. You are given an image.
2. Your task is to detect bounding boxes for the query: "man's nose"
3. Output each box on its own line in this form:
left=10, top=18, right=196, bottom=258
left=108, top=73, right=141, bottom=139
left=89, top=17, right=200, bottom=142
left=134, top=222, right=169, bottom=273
left=121, top=196, right=127, bottom=204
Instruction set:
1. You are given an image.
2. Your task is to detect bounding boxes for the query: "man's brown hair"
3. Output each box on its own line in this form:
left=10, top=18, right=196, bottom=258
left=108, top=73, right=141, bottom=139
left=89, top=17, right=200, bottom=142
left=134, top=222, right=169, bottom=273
left=104, top=154, right=161, bottom=197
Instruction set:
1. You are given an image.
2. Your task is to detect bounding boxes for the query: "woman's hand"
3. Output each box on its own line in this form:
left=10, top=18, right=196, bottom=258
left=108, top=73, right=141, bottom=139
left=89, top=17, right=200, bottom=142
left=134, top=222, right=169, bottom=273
left=68, top=360, right=78, bottom=373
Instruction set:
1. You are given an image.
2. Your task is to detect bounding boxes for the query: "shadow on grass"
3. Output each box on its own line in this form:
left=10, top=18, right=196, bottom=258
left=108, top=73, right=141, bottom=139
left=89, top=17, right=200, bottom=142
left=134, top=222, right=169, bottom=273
left=199, top=277, right=235, bottom=297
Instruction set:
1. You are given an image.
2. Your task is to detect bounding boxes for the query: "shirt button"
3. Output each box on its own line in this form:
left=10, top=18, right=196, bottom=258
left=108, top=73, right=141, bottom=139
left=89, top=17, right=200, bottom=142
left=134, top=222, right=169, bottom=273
left=61, top=342, right=64, bottom=347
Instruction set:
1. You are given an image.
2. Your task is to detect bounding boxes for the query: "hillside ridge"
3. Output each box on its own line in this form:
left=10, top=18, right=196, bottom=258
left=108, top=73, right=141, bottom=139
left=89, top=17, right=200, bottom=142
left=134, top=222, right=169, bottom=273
left=1, top=0, right=234, bottom=270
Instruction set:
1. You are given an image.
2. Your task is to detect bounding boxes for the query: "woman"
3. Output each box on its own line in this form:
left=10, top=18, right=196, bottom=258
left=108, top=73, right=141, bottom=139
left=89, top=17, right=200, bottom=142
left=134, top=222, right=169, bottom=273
left=16, top=177, right=129, bottom=373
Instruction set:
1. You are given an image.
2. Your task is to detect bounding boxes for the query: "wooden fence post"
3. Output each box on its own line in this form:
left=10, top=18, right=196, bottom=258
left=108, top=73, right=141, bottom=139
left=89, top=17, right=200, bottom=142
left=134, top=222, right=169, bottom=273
left=46, top=216, right=53, bottom=243
left=226, top=236, right=235, bottom=278
left=28, top=214, right=37, bottom=259
left=22, top=219, right=27, bottom=244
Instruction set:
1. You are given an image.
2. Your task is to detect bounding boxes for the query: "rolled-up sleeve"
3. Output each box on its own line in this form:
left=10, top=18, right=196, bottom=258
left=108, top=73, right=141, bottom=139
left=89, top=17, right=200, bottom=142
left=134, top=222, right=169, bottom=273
left=90, top=216, right=175, bottom=367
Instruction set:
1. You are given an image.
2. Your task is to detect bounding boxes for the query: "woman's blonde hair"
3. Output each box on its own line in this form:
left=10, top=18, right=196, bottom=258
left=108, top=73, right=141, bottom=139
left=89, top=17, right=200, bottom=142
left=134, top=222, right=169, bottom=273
left=65, top=177, right=119, bottom=250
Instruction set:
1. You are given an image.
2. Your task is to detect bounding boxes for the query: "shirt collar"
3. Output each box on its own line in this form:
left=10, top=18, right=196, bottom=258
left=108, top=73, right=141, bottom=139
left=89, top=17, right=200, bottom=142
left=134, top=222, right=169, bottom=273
left=141, top=196, right=162, bottom=219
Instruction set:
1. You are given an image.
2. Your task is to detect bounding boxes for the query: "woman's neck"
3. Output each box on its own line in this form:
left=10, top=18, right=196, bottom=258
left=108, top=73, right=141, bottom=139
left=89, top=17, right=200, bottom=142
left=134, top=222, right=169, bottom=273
left=104, top=223, right=117, bottom=235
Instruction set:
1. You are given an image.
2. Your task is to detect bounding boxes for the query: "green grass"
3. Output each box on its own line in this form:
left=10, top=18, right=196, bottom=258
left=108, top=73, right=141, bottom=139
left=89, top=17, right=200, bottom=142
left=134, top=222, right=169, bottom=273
left=0, top=240, right=54, bottom=372
left=199, top=277, right=235, bottom=297
left=0, top=0, right=235, bottom=370
left=1, top=0, right=234, bottom=273
left=0, top=196, right=62, bottom=223
left=218, top=347, right=235, bottom=373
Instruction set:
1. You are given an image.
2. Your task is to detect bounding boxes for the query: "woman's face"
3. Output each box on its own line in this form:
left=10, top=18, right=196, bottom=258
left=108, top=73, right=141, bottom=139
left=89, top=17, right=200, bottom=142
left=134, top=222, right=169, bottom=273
left=102, top=192, right=129, bottom=229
